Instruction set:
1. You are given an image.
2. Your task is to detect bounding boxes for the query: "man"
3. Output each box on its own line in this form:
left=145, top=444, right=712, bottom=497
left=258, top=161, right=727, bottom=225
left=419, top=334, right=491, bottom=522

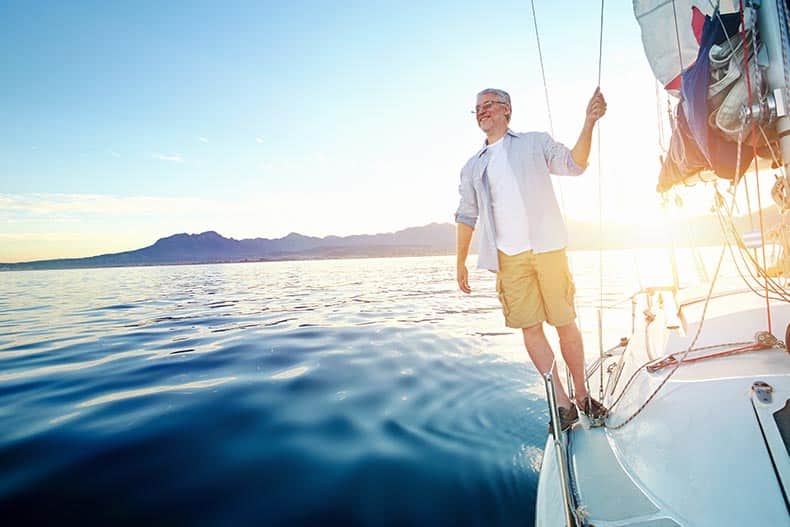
left=455, top=87, right=607, bottom=432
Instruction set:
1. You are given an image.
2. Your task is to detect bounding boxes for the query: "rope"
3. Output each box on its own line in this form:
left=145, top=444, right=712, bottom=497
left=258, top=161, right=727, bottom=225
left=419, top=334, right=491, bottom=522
left=597, top=0, right=605, bottom=87
left=707, top=0, right=736, bottom=45
left=715, top=196, right=790, bottom=302
left=606, top=170, right=745, bottom=425
left=715, top=192, right=790, bottom=300
left=743, top=176, right=755, bottom=229
left=759, top=125, right=788, bottom=179
left=777, top=0, right=790, bottom=108
left=646, top=341, right=774, bottom=372
left=606, top=241, right=729, bottom=429
left=739, top=0, right=773, bottom=332
left=528, top=0, right=579, bottom=400
left=656, top=82, right=668, bottom=152
left=670, top=0, right=686, bottom=75
left=596, top=0, right=605, bottom=401
left=530, top=0, right=554, bottom=138
left=607, top=102, right=785, bottom=429
left=605, top=1, right=786, bottom=431
left=608, top=340, right=752, bottom=408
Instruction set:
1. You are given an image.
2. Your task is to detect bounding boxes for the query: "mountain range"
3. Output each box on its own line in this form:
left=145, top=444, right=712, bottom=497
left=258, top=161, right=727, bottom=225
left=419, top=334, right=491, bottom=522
left=1, top=210, right=778, bottom=271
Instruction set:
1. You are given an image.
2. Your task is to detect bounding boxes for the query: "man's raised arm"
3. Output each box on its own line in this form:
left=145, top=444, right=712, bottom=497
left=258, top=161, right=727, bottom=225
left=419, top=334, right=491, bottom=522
left=571, top=87, right=607, bottom=168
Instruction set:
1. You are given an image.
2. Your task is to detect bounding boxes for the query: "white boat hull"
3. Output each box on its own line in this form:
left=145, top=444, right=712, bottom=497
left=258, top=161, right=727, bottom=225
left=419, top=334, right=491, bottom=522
left=536, top=289, right=790, bottom=526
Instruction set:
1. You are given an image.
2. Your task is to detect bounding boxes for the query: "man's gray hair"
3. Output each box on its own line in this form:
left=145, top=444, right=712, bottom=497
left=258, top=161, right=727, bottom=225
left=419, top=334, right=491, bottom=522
left=477, top=88, right=511, bottom=122
left=477, top=88, right=511, bottom=106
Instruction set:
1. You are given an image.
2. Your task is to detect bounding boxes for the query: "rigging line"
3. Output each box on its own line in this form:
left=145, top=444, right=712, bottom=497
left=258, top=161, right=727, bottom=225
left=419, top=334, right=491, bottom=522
left=596, top=0, right=605, bottom=305
left=744, top=172, right=755, bottom=230
left=758, top=125, right=788, bottom=179
left=717, top=198, right=781, bottom=298
left=777, top=0, right=790, bottom=106
left=707, top=0, right=737, bottom=46
left=732, top=227, right=790, bottom=299
left=607, top=199, right=733, bottom=429
left=528, top=1, right=578, bottom=398
left=739, top=0, right=773, bottom=332
left=596, top=0, right=605, bottom=401
left=656, top=85, right=664, bottom=151
left=744, top=18, right=772, bottom=285
left=729, top=237, right=790, bottom=302
left=719, top=166, right=790, bottom=298
left=597, top=0, right=605, bottom=87
left=670, top=0, right=685, bottom=74
left=528, top=0, right=566, bottom=262
left=607, top=179, right=741, bottom=419
left=726, top=111, right=780, bottom=299
left=738, top=17, right=754, bottom=231
left=655, top=82, right=667, bottom=152
left=716, top=183, right=790, bottom=300
left=717, top=202, right=790, bottom=302
left=530, top=0, right=554, bottom=137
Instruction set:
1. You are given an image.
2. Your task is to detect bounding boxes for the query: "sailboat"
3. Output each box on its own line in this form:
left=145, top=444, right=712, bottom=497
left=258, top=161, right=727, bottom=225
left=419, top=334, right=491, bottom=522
left=535, top=1, right=790, bottom=525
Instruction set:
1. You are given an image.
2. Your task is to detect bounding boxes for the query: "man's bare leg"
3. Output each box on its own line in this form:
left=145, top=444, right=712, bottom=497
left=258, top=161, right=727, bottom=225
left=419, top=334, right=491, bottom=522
left=521, top=323, right=573, bottom=408
left=556, top=321, right=590, bottom=402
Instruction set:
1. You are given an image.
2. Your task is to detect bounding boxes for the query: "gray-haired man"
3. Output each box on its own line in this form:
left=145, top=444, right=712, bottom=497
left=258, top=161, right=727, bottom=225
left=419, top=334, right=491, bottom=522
left=455, top=87, right=607, bottom=431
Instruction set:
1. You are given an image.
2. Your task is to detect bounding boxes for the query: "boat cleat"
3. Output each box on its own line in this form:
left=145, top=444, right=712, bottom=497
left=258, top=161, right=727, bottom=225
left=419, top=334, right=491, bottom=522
left=577, top=396, right=608, bottom=428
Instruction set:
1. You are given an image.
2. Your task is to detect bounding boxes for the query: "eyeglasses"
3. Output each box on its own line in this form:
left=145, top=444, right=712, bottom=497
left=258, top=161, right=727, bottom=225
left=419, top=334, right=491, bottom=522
left=471, top=100, right=507, bottom=115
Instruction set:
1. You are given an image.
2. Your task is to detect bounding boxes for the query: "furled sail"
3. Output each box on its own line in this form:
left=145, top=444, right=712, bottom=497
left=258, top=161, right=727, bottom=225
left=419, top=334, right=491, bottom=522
left=633, top=1, right=773, bottom=192
left=634, top=0, right=713, bottom=93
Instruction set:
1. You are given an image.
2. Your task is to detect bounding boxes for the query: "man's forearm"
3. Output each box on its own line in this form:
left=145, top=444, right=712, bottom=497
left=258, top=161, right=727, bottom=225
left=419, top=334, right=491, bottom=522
left=456, top=222, right=474, bottom=266
left=571, top=120, right=595, bottom=168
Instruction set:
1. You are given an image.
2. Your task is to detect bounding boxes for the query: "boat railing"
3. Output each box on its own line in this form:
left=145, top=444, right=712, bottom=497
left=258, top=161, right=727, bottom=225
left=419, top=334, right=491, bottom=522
left=583, top=286, right=675, bottom=394
left=542, top=370, right=583, bottom=527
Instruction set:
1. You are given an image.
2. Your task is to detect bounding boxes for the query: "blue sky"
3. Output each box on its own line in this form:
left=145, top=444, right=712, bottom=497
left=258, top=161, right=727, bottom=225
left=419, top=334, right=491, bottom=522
left=2, top=1, right=704, bottom=261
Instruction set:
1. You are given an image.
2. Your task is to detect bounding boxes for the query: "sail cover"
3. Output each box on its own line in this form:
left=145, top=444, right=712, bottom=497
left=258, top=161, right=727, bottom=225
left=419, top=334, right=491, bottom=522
left=633, top=1, right=765, bottom=192
left=634, top=0, right=740, bottom=94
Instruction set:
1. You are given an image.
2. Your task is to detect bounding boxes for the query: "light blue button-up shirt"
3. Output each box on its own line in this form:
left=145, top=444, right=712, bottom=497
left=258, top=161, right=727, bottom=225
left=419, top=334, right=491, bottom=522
left=454, top=129, right=585, bottom=272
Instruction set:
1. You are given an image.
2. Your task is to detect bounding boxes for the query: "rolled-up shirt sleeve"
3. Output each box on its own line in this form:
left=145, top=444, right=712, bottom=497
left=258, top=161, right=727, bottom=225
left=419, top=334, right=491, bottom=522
left=542, top=132, right=585, bottom=176
left=454, top=169, right=478, bottom=228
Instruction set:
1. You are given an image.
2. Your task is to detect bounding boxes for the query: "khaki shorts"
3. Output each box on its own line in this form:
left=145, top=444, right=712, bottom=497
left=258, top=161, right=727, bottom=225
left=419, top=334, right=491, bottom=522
left=495, top=249, right=576, bottom=328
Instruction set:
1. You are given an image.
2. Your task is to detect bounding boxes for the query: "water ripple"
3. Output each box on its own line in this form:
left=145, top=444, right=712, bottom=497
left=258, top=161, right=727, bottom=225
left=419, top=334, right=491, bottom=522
left=0, top=253, right=643, bottom=525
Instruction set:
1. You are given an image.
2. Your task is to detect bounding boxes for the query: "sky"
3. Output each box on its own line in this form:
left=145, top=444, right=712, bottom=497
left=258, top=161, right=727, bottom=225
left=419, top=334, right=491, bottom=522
left=0, top=1, right=774, bottom=262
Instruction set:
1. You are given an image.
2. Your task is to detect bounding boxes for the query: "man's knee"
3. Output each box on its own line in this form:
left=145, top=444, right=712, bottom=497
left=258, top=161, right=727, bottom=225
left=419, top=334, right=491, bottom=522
left=555, top=321, right=579, bottom=337
left=522, top=323, right=545, bottom=339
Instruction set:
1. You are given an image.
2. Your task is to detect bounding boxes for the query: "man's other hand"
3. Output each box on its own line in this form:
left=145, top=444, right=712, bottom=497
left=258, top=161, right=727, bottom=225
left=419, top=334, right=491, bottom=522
left=457, top=265, right=471, bottom=294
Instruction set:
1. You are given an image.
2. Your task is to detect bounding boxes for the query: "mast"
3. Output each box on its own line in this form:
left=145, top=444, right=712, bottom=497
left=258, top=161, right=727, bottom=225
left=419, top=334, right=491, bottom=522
left=757, top=0, right=790, bottom=170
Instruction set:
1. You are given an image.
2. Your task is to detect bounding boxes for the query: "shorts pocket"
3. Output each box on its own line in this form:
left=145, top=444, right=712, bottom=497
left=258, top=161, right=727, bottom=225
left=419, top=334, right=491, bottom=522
left=565, top=271, right=576, bottom=307
left=496, top=276, right=511, bottom=317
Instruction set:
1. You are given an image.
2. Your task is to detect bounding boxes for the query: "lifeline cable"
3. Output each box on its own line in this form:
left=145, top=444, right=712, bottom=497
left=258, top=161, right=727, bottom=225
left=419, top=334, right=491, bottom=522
left=530, top=0, right=554, bottom=138
left=596, top=0, right=606, bottom=400
left=739, top=0, right=773, bottom=332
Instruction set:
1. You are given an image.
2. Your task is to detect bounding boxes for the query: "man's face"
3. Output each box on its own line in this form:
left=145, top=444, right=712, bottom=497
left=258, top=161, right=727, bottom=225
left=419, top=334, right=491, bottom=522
left=475, top=94, right=509, bottom=135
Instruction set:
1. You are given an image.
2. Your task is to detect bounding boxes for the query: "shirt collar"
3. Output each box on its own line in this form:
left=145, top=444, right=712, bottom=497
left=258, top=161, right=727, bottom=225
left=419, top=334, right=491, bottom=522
left=476, top=129, right=517, bottom=158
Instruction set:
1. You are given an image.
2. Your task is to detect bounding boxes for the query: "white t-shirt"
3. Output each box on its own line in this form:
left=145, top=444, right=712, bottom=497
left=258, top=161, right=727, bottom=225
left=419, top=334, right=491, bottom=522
left=485, top=138, right=531, bottom=255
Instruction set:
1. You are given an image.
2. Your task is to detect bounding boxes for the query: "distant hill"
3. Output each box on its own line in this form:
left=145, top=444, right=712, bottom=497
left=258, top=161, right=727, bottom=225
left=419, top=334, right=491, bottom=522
left=1, top=223, right=458, bottom=271
left=1, top=210, right=780, bottom=271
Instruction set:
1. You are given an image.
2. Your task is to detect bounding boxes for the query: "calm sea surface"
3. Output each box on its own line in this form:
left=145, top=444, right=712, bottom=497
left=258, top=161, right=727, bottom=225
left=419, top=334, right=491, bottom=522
left=0, top=251, right=711, bottom=525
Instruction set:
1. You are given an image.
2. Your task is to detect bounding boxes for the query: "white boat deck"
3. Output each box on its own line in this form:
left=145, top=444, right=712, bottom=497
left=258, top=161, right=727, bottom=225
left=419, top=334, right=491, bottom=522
left=537, top=289, right=790, bottom=526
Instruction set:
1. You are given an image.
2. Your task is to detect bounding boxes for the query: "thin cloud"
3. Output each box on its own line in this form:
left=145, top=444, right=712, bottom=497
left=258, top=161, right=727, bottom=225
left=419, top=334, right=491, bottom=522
left=110, top=151, right=121, bottom=158
left=256, top=137, right=264, bottom=144
left=198, top=136, right=209, bottom=143
left=0, top=231, right=86, bottom=241
left=152, top=153, right=183, bottom=163
left=0, top=193, right=229, bottom=216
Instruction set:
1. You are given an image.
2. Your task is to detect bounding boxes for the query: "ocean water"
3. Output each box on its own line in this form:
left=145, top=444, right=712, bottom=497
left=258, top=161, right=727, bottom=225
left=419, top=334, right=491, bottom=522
left=0, top=251, right=686, bottom=526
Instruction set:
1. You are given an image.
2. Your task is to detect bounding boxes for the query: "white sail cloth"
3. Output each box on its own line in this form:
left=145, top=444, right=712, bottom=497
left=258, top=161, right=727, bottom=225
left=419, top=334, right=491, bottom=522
left=633, top=0, right=740, bottom=93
